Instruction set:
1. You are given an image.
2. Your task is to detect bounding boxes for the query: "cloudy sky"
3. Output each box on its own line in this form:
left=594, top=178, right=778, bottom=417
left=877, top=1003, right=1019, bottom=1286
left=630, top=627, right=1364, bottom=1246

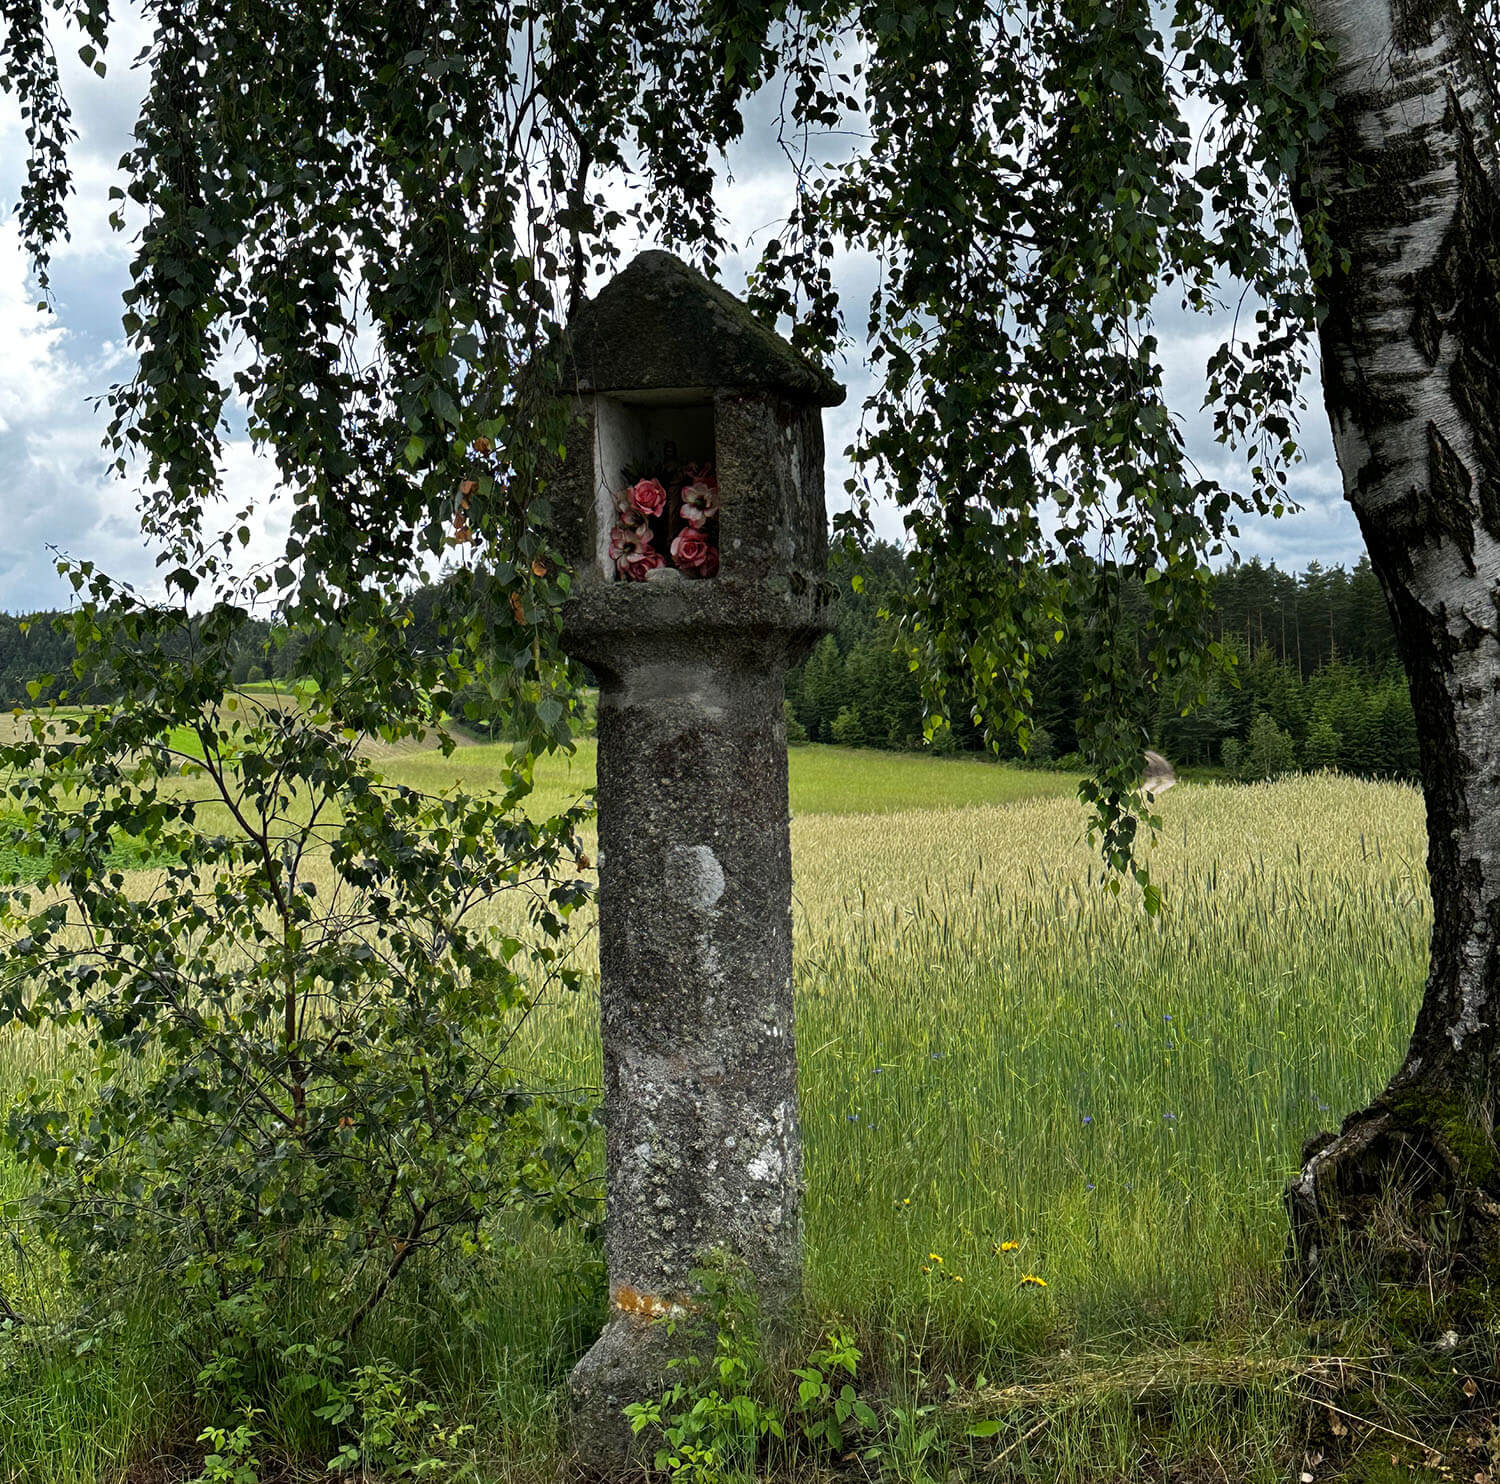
left=0, top=16, right=1368, bottom=615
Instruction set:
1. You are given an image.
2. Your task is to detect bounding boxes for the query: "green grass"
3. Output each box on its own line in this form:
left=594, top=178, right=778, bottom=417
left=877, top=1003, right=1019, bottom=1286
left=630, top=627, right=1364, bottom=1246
left=388, top=738, right=1081, bottom=820
left=0, top=809, right=178, bottom=880
left=0, top=750, right=1437, bottom=1481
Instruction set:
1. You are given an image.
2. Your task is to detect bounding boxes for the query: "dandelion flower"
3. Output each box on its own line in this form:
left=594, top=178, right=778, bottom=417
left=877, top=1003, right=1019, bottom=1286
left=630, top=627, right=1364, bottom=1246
left=1020, top=1274, right=1047, bottom=1288
left=996, top=1240, right=1020, bottom=1253
left=928, top=1252, right=943, bottom=1263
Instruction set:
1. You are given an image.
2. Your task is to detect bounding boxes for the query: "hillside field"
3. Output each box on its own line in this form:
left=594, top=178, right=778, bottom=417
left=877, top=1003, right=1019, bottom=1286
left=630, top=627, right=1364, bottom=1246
left=0, top=744, right=1432, bottom=1482
left=402, top=738, right=1084, bottom=819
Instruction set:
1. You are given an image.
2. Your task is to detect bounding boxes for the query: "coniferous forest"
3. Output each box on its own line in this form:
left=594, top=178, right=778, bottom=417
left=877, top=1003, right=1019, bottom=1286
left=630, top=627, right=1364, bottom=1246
left=783, top=546, right=1417, bottom=781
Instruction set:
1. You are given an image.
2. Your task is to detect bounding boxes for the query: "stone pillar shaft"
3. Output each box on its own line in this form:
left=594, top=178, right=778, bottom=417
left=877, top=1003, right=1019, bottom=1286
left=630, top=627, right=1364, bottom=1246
left=570, top=641, right=800, bottom=1446
left=597, top=648, right=800, bottom=1302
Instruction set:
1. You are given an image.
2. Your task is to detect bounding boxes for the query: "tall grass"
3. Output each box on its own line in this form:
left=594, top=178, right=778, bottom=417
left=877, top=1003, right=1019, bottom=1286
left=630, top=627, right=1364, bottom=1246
left=0, top=758, right=1430, bottom=1480
left=510, top=774, right=1426, bottom=1363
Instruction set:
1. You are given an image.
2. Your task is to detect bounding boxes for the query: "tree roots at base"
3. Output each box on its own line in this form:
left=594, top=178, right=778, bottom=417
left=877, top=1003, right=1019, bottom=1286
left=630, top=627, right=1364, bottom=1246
left=1286, top=1098, right=1500, bottom=1316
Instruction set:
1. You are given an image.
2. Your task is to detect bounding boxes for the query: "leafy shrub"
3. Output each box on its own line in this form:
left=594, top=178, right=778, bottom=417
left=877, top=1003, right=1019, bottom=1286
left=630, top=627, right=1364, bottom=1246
left=0, top=577, right=598, bottom=1365
left=624, top=1257, right=785, bottom=1482
left=1233, top=712, right=1297, bottom=781
left=1025, top=725, right=1055, bottom=764
left=1302, top=716, right=1341, bottom=771
left=625, top=1257, right=880, bottom=1480
left=189, top=1336, right=472, bottom=1480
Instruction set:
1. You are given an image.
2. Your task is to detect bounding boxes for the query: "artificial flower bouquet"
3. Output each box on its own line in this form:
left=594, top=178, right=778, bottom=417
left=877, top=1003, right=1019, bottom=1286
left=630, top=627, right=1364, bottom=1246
left=608, top=461, right=720, bottom=581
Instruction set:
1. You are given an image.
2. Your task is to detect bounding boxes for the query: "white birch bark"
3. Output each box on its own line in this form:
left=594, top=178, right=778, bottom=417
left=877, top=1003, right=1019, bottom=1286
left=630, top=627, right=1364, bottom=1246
left=1289, top=0, right=1500, bottom=1259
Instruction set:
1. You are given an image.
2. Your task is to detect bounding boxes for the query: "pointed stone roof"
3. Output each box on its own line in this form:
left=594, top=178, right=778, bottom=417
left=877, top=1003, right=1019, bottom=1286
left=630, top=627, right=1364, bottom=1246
left=559, top=251, right=845, bottom=407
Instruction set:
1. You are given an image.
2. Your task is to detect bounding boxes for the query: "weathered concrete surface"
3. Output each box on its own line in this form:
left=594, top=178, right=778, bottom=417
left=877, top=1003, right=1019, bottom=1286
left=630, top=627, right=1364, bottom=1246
left=566, top=643, right=804, bottom=1459
left=559, top=250, right=846, bottom=409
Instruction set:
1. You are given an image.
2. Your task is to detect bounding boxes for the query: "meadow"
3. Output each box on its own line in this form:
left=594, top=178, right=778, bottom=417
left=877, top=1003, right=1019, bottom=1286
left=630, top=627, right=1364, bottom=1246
left=0, top=741, right=1433, bottom=1482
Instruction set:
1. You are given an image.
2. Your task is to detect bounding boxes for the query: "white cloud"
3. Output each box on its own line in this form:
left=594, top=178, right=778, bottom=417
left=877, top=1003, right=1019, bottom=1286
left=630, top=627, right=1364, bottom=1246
left=0, top=226, right=76, bottom=432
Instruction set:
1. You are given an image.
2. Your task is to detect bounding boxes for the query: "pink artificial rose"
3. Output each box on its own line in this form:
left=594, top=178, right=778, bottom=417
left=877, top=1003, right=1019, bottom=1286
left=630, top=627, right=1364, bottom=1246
left=617, top=547, right=666, bottom=581
left=670, top=525, right=720, bottom=579
left=610, top=521, right=665, bottom=581
left=608, top=522, right=645, bottom=562
left=677, top=478, right=721, bottom=528
left=627, top=477, right=667, bottom=517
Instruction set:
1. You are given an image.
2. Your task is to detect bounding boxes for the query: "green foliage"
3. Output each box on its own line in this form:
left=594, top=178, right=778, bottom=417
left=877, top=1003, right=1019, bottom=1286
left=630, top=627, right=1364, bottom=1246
left=1236, top=712, right=1297, bottom=781
left=317, top=1358, right=472, bottom=1478
left=754, top=0, right=1339, bottom=877
left=785, top=546, right=1416, bottom=783
left=1026, top=725, right=1055, bottom=765
left=791, top=1327, right=878, bottom=1456
left=0, top=567, right=599, bottom=1357
left=0, top=809, right=177, bottom=881
left=189, top=1414, right=263, bottom=1484
left=625, top=1260, right=888, bottom=1481
left=830, top=705, right=865, bottom=747
left=190, top=1332, right=473, bottom=1480
left=1302, top=715, right=1340, bottom=771
left=624, top=1256, right=785, bottom=1482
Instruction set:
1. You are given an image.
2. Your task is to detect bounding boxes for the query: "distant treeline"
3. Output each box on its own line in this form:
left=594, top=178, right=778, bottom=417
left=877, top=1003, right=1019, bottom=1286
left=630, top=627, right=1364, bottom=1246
left=0, top=584, right=472, bottom=712
left=2, top=548, right=1417, bottom=780
left=783, top=544, right=1418, bottom=782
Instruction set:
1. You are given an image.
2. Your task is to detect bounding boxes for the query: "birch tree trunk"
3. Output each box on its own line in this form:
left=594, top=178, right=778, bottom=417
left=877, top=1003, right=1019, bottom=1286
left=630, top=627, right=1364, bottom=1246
left=1286, top=0, right=1500, bottom=1285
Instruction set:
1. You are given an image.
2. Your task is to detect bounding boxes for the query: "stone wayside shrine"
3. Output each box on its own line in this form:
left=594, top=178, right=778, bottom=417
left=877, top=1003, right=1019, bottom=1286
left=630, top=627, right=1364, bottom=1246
left=546, top=251, right=844, bottom=1456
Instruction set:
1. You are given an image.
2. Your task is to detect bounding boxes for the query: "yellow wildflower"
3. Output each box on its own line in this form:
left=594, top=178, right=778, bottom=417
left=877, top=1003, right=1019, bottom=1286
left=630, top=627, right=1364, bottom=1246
left=928, top=1252, right=943, bottom=1263
left=1020, top=1274, right=1047, bottom=1288
left=996, top=1240, right=1020, bottom=1253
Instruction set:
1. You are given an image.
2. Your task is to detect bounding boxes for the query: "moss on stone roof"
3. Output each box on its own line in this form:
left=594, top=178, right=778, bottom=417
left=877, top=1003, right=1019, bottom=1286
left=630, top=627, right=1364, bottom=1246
left=560, top=250, right=845, bottom=407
